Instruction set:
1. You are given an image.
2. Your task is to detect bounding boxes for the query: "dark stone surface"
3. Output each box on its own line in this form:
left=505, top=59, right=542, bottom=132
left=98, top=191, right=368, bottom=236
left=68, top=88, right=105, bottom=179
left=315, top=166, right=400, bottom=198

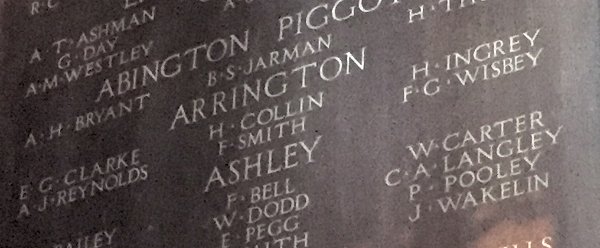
left=0, top=0, right=598, bottom=247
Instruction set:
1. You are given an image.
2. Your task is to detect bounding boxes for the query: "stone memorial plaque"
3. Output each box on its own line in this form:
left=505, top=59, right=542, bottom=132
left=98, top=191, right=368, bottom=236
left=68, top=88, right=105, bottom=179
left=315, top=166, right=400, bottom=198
left=0, top=0, right=598, bottom=247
